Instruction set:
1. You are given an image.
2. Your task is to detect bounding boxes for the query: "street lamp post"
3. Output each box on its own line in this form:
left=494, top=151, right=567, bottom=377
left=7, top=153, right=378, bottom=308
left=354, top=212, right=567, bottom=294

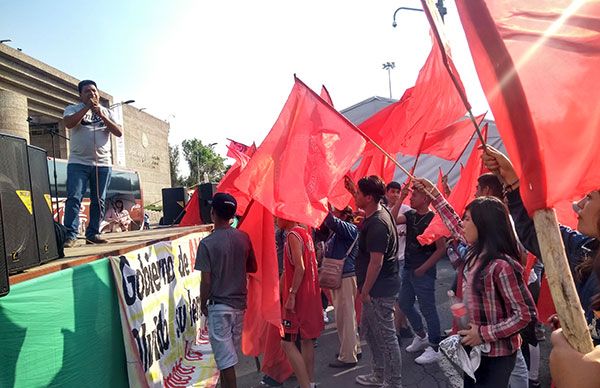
left=382, top=62, right=395, bottom=99
left=392, top=0, right=446, bottom=27
left=109, top=99, right=135, bottom=109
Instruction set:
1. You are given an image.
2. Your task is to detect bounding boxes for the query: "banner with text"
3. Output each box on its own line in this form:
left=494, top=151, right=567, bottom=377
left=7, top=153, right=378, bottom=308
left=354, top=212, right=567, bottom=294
left=109, top=231, right=219, bottom=388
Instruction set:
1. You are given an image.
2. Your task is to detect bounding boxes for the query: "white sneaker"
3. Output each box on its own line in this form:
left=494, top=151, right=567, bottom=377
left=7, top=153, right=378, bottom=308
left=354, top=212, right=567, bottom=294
left=405, top=334, right=429, bottom=353
left=323, top=310, right=329, bottom=323
left=414, top=346, right=441, bottom=364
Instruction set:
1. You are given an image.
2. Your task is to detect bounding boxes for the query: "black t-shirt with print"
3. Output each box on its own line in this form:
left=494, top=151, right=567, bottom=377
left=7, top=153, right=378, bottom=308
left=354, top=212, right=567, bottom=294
left=356, top=207, right=399, bottom=298
left=404, top=210, right=436, bottom=273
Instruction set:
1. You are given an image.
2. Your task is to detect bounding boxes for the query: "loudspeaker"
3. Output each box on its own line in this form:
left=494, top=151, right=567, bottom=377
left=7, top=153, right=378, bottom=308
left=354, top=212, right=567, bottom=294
left=199, top=183, right=217, bottom=224
left=0, top=133, right=39, bottom=273
left=0, top=209, right=9, bottom=297
left=162, top=187, right=187, bottom=225
left=27, top=145, right=59, bottom=264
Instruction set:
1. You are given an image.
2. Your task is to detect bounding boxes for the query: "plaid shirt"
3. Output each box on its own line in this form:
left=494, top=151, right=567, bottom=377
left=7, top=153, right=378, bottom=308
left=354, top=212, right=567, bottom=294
left=432, top=195, right=537, bottom=356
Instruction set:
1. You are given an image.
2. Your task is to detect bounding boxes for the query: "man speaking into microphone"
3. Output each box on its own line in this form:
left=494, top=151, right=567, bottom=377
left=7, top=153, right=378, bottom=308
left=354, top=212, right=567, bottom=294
left=62, top=79, right=122, bottom=247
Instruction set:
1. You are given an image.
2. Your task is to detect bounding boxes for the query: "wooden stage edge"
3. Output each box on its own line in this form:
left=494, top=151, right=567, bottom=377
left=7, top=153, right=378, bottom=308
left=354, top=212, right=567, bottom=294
left=9, top=225, right=213, bottom=286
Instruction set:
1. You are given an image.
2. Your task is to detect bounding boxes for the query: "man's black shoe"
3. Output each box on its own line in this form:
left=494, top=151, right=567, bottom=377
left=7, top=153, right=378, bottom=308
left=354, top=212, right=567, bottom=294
left=328, top=359, right=357, bottom=368
left=86, top=235, right=108, bottom=244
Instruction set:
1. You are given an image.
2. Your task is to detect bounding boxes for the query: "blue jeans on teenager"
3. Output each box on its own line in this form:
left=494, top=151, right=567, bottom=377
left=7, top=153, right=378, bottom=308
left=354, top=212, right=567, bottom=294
left=399, top=269, right=441, bottom=346
left=63, top=163, right=111, bottom=240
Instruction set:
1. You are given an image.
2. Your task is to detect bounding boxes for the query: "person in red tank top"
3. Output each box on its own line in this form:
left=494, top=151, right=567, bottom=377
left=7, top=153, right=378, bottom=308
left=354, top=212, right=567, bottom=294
left=276, top=218, right=324, bottom=388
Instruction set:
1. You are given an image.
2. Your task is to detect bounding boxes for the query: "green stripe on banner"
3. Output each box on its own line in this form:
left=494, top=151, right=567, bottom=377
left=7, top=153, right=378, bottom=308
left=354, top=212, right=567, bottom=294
left=0, top=258, right=128, bottom=388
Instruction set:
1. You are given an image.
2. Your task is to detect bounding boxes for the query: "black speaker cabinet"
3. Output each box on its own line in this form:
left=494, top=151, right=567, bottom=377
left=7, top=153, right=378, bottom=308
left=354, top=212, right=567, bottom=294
left=0, top=133, right=39, bottom=273
left=199, top=183, right=217, bottom=224
left=162, top=187, right=187, bottom=225
left=27, top=145, right=59, bottom=264
left=0, top=209, right=9, bottom=297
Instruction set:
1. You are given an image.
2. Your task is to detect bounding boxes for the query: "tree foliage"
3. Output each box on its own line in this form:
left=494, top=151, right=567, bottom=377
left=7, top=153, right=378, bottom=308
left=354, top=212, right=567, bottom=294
left=169, top=145, right=185, bottom=187
left=181, top=139, right=227, bottom=186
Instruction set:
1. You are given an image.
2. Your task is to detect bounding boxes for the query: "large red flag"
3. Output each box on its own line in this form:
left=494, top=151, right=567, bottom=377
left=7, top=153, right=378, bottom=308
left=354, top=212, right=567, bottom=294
left=357, top=34, right=471, bottom=161
left=234, top=76, right=366, bottom=227
left=239, top=201, right=281, bottom=356
left=418, top=124, right=488, bottom=245
left=455, top=0, right=600, bottom=213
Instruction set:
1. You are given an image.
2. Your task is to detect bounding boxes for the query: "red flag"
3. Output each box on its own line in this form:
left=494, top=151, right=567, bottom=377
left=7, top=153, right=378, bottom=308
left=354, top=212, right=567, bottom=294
left=226, top=144, right=251, bottom=168
left=455, top=0, right=600, bottom=213
left=178, top=189, right=200, bottom=227
left=320, top=85, right=334, bottom=106
left=234, top=76, right=366, bottom=227
left=239, top=201, right=281, bottom=356
left=217, top=163, right=251, bottom=215
left=418, top=124, right=489, bottom=245
left=357, top=34, right=470, bottom=161
left=436, top=167, right=445, bottom=196
left=226, top=138, right=253, bottom=159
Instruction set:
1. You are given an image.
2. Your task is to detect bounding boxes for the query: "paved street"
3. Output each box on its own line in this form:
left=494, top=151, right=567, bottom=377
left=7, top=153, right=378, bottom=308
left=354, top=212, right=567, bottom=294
left=235, top=258, right=551, bottom=387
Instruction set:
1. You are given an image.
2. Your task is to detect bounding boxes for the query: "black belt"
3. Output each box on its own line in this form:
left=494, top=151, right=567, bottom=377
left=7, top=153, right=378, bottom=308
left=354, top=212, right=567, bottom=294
left=207, top=300, right=222, bottom=306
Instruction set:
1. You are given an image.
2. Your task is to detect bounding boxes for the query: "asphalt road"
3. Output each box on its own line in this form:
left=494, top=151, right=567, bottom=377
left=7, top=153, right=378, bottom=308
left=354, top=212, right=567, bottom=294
left=234, top=258, right=552, bottom=388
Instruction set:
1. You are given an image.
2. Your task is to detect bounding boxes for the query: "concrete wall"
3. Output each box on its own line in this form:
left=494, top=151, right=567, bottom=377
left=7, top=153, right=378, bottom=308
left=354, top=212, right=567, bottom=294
left=121, top=105, right=170, bottom=205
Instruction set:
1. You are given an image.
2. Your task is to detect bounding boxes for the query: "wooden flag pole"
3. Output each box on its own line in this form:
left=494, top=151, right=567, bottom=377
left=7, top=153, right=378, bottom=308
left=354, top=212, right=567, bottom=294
left=533, top=209, right=594, bottom=353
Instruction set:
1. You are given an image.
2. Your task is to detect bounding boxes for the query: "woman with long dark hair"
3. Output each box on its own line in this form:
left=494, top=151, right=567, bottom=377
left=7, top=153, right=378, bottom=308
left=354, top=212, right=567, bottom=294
left=413, top=178, right=536, bottom=387
left=480, top=146, right=600, bottom=387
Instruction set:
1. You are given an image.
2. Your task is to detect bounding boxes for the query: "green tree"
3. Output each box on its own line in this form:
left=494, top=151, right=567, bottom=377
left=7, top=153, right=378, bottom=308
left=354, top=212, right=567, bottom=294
left=181, top=139, right=227, bottom=186
left=169, top=144, right=185, bottom=187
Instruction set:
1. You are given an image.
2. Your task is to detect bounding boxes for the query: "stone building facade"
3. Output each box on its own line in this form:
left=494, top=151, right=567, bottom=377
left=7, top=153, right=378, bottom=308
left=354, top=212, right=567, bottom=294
left=0, top=43, right=170, bottom=205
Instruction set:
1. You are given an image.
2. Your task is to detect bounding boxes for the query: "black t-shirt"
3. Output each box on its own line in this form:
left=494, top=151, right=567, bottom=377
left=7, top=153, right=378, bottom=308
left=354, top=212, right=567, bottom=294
left=404, top=210, right=436, bottom=274
left=356, top=207, right=400, bottom=298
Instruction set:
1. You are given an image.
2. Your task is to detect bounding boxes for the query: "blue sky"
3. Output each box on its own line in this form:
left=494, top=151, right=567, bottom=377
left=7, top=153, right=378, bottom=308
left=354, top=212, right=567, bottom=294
left=0, top=0, right=489, bottom=174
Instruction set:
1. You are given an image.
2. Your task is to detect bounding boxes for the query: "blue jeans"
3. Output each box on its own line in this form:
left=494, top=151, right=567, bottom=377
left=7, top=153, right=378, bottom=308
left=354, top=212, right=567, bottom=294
left=63, top=163, right=111, bottom=240
left=362, top=296, right=402, bottom=387
left=399, top=269, right=441, bottom=346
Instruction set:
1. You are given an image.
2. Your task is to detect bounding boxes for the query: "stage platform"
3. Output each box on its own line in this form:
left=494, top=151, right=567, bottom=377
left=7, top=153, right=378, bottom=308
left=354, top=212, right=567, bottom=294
left=9, top=224, right=213, bottom=286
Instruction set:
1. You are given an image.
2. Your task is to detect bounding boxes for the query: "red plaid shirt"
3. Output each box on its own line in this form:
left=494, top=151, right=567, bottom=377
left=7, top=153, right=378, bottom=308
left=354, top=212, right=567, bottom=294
left=432, top=195, right=536, bottom=357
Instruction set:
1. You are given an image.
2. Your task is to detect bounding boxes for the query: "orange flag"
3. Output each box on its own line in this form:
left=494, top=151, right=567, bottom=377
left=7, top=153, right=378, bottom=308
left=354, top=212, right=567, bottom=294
left=418, top=124, right=488, bottom=245
left=239, top=201, right=281, bottom=356
left=234, top=76, right=366, bottom=227
left=455, top=0, right=600, bottom=213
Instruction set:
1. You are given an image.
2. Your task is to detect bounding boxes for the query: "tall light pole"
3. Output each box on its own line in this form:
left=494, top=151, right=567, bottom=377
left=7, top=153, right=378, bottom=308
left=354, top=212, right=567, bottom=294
left=382, top=62, right=395, bottom=99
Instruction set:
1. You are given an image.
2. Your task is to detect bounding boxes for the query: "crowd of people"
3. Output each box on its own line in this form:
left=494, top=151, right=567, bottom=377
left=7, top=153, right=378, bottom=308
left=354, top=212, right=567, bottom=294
left=194, top=147, right=600, bottom=388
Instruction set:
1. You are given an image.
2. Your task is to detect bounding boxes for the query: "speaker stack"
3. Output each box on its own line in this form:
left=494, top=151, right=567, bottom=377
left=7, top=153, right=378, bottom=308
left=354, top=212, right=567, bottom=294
left=161, top=187, right=187, bottom=225
left=28, top=145, right=59, bottom=264
left=198, top=183, right=217, bottom=224
left=0, top=133, right=59, bottom=296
